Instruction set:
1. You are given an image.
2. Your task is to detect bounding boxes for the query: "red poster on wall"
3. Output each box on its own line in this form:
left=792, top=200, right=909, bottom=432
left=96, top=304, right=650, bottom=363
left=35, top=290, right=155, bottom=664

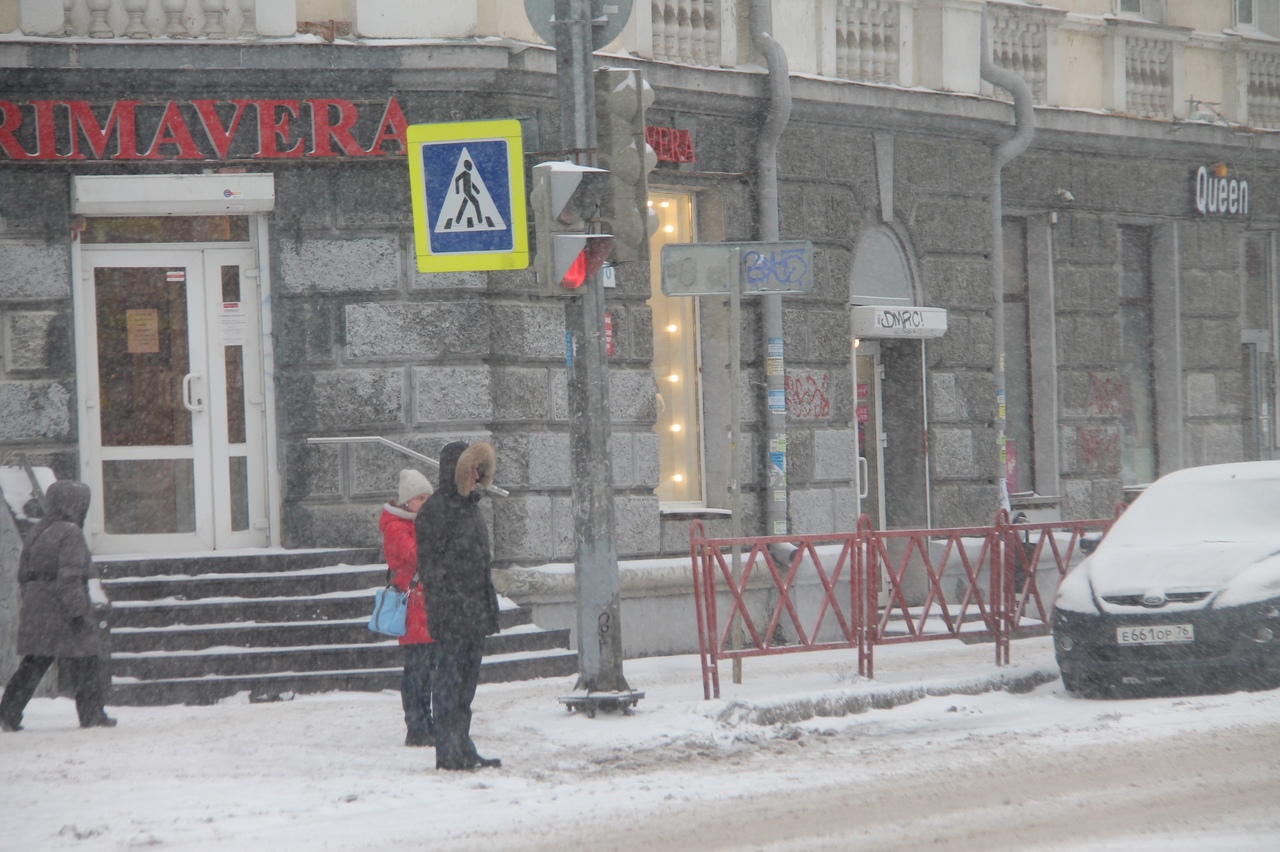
left=1005, top=439, right=1019, bottom=495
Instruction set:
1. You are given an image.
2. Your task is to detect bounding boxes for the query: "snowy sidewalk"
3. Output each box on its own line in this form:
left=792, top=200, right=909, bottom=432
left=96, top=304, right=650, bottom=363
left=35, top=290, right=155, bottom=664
left=27, top=635, right=1280, bottom=852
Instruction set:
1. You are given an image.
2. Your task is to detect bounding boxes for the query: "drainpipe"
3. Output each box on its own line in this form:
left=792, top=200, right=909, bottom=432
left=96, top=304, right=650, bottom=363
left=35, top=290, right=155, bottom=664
left=979, top=4, right=1035, bottom=512
left=750, top=0, right=792, bottom=537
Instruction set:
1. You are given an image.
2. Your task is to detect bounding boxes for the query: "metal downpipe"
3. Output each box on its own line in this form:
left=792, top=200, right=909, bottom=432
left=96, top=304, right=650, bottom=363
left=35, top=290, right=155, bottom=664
left=979, top=3, right=1035, bottom=511
left=751, top=0, right=793, bottom=537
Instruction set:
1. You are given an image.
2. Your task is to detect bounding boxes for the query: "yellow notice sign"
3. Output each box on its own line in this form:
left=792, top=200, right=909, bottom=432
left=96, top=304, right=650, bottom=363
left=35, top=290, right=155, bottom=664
left=407, top=120, right=528, bottom=273
left=126, top=309, right=160, bottom=354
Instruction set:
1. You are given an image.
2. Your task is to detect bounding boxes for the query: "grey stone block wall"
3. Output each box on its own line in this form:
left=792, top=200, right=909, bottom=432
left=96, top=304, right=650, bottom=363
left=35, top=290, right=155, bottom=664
left=1, top=43, right=1275, bottom=568
left=0, top=170, right=80, bottom=475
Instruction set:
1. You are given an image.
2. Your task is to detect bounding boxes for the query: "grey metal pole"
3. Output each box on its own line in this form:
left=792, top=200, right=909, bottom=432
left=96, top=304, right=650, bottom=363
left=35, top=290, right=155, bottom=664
left=750, top=0, right=792, bottom=539
left=555, top=0, right=630, bottom=694
left=728, top=249, right=745, bottom=684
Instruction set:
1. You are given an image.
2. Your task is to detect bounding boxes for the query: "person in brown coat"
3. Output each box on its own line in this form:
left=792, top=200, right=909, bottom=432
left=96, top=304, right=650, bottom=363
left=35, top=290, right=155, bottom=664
left=0, top=480, right=115, bottom=731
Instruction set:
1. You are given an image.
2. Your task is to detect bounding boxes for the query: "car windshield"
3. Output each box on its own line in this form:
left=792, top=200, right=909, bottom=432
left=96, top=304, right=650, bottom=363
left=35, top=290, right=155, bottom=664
left=1105, top=476, right=1280, bottom=549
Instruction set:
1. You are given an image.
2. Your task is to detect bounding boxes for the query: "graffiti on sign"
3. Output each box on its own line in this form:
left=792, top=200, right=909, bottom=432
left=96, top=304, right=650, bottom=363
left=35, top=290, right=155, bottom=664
left=743, top=246, right=810, bottom=292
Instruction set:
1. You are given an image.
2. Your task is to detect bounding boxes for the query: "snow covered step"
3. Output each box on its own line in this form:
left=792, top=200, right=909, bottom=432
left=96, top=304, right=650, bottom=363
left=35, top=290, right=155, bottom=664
left=105, top=588, right=383, bottom=629
left=106, top=647, right=580, bottom=706
left=98, top=549, right=576, bottom=706
left=110, top=627, right=575, bottom=681
left=101, top=563, right=389, bottom=602
left=95, top=548, right=378, bottom=579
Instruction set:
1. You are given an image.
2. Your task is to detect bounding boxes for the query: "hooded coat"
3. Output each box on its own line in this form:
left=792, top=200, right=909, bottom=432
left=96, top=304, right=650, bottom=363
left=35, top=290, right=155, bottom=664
left=16, top=480, right=104, bottom=658
left=416, top=442, right=500, bottom=641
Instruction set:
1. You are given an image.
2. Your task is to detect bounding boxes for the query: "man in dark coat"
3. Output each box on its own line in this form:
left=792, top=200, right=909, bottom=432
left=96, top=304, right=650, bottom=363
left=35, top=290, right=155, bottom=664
left=416, top=441, right=501, bottom=770
left=0, top=480, right=116, bottom=731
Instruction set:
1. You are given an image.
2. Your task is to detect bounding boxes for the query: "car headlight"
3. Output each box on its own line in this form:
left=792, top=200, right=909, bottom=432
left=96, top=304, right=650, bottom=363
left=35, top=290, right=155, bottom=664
left=1053, top=562, right=1098, bottom=614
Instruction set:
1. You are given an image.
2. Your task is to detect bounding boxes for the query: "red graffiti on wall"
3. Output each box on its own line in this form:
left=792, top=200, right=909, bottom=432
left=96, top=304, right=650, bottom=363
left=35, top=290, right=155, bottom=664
left=1087, top=371, right=1125, bottom=416
left=786, top=372, right=830, bottom=419
left=1078, top=427, right=1119, bottom=469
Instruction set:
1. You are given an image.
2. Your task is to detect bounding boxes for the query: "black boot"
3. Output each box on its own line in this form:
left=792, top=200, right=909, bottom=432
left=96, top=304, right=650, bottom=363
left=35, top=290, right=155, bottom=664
left=81, top=714, right=117, bottom=729
left=405, top=729, right=435, bottom=747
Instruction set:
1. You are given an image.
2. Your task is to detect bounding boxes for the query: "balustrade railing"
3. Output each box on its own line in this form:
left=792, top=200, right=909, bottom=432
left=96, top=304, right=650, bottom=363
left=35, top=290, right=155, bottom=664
left=834, top=0, right=900, bottom=85
left=986, top=1, right=1050, bottom=103
left=53, top=0, right=261, bottom=40
left=1124, top=34, right=1173, bottom=118
left=651, top=0, right=721, bottom=67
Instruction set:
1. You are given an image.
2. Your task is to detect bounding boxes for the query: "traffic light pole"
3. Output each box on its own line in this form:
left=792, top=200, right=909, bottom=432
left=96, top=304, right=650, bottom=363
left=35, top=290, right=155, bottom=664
left=553, top=0, right=633, bottom=698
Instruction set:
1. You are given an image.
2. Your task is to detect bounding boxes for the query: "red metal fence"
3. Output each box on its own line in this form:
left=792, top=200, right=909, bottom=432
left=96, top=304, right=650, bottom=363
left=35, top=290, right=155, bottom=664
left=689, top=511, right=1117, bottom=699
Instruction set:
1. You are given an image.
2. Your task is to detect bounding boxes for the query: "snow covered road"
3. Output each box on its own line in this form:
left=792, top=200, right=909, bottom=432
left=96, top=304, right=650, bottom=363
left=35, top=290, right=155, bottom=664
left=2, top=637, right=1278, bottom=850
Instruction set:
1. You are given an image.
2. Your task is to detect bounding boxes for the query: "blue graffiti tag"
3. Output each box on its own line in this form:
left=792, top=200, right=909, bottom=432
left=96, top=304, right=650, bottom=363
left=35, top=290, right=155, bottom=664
left=742, top=247, right=810, bottom=292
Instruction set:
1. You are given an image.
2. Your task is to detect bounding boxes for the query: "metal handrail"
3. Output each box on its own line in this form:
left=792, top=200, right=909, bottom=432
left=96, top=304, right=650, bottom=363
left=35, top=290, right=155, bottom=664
left=3, top=451, right=48, bottom=512
left=304, top=436, right=510, bottom=497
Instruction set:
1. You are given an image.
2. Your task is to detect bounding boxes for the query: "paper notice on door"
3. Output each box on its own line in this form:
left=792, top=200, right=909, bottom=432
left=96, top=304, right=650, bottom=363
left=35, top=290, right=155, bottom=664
left=220, top=302, right=247, bottom=345
left=126, top=309, right=160, bottom=354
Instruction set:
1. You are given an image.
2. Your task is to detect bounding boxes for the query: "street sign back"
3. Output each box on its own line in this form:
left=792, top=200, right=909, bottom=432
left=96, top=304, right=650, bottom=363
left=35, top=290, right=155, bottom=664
left=660, top=241, right=814, bottom=297
left=524, top=0, right=634, bottom=50
left=407, top=120, right=528, bottom=273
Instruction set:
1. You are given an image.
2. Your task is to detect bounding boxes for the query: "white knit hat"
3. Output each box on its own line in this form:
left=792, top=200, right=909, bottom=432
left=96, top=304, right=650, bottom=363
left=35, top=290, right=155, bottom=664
left=398, top=469, right=433, bottom=505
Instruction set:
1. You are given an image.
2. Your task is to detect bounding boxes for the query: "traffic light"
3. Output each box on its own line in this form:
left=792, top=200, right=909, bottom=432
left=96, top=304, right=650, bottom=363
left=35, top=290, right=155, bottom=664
left=530, top=160, right=615, bottom=293
left=595, top=67, right=658, bottom=263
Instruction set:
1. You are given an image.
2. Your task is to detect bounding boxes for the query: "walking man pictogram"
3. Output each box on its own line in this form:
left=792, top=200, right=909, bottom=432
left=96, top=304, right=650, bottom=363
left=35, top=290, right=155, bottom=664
left=444, top=160, right=494, bottom=230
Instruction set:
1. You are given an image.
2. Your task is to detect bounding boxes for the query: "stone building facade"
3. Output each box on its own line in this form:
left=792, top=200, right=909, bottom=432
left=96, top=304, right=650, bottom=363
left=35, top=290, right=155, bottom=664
left=1, top=0, right=1278, bottom=568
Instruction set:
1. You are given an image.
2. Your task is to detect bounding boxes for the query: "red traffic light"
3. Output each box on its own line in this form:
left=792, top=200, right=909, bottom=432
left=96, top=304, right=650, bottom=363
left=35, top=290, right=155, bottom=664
left=553, top=234, right=615, bottom=290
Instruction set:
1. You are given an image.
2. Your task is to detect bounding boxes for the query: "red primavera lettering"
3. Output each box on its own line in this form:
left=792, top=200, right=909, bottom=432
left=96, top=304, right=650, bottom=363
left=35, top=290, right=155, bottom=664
left=0, top=97, right=408, bottom=161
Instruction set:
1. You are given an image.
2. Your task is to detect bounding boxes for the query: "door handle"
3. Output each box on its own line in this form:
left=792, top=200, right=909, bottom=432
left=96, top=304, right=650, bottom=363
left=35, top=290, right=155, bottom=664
left=182, top=372, right=205, bottom=412
left=858, top=456, right=869, bottom=499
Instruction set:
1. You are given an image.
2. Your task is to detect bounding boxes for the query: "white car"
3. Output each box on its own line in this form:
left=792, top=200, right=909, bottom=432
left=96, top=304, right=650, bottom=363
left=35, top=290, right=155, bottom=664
left=1052, top=460, right=1280, bottom=696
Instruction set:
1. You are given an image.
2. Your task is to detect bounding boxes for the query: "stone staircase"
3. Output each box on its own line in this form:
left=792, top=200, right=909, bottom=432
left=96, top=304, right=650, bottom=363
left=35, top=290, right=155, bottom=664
left=98, top=549, right=578, bottom=706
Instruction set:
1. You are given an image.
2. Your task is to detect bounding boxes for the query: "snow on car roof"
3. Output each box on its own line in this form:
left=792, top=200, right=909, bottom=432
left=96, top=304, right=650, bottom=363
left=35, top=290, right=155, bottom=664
left=1108, top=461, right=1280, bottom=546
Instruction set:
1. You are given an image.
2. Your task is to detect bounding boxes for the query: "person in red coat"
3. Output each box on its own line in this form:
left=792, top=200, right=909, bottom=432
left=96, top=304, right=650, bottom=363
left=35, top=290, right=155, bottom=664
left=379, top=469, right=435, bottom=747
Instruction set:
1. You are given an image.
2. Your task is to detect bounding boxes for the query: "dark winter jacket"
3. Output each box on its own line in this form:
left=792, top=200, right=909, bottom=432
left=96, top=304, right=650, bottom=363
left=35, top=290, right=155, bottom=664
left=16, top=480, right=104, bottom=658
left=380, top=503, right=432, bottom=645
left=416, top=442, right=501, bottom=641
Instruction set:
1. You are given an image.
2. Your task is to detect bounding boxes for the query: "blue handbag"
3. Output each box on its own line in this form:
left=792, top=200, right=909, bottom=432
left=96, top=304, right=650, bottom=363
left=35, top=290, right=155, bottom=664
left=368, top=580, right=409, bottom=637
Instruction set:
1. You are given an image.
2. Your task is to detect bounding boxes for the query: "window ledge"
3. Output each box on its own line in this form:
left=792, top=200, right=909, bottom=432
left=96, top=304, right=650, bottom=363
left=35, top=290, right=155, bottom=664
left=659, top=506, right=731, bottom=518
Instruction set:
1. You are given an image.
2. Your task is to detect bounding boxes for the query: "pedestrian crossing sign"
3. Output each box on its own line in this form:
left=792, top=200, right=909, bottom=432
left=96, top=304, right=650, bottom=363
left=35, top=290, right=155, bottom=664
left=407, top=120, right=529, bottom=273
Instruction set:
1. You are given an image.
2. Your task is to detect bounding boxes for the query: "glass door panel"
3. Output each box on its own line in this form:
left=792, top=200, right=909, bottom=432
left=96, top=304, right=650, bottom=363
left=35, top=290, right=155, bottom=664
left=204, top=253, right=265, bottom=546
left=85, top=252, right=209, bottom=547
left=93, top=264, right=200, bottom=535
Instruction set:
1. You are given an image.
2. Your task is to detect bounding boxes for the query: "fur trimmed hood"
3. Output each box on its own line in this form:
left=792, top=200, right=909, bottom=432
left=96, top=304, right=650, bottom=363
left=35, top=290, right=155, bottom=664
left=455, top=442, right=496, bottom=498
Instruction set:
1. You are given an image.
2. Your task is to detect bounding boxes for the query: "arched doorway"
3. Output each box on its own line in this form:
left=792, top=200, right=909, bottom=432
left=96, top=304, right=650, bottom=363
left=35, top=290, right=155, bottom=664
left=849, top=225, right=941, bottom=530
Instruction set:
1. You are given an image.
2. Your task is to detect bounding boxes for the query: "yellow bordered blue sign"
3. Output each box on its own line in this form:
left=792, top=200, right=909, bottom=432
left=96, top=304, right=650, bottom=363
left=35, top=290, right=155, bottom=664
left=407, top=120, right=528, bottom=273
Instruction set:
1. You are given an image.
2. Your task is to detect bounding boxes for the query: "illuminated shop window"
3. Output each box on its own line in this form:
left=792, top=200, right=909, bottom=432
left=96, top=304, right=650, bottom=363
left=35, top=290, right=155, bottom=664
left=648, top=191, right=703, bottom=505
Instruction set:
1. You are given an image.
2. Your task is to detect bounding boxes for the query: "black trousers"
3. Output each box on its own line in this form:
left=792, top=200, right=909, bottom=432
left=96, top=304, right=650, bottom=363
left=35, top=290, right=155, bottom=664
left=430, top=634, right=486, bottom=769
left=401, top=642, right=435, bottom=739
left=0, top=655, right=106, bottom=728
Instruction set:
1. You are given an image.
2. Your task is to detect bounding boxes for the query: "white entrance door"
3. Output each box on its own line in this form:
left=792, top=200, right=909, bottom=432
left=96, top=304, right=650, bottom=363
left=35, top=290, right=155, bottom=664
left=78, top=247, right=269, bottom=553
